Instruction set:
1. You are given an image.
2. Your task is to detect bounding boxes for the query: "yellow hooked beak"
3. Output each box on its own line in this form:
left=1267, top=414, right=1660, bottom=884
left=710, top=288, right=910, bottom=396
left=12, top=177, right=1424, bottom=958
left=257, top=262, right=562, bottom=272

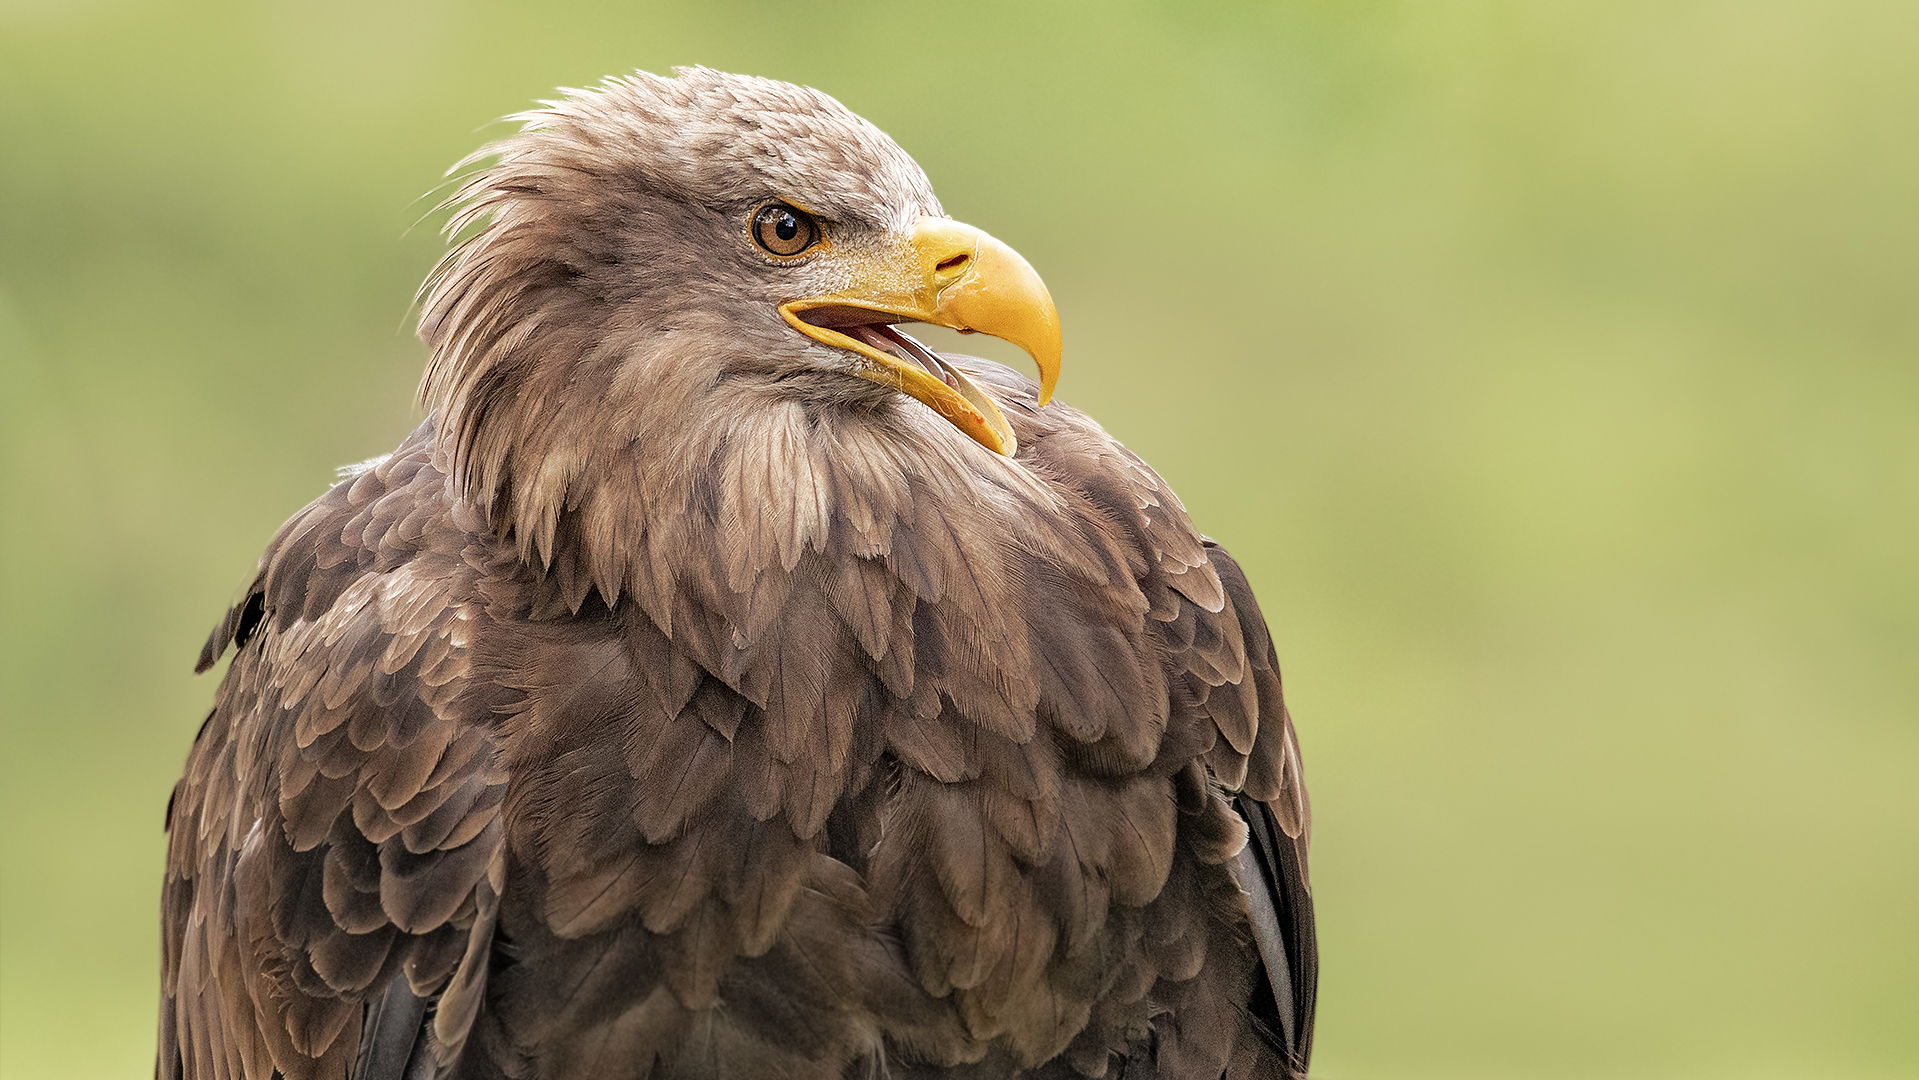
left=780, top=216, right=1061, bottom=457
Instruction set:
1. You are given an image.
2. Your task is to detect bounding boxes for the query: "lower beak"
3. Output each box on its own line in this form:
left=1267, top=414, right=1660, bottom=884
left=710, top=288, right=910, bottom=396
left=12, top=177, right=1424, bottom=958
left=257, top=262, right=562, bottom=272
left=780, top=216, right=1061, bottom=457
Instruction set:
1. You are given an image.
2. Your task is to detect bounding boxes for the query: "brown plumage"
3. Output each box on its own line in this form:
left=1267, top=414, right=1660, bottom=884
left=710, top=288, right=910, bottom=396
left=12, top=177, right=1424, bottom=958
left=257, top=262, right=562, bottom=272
left=158, top=68, right=1315, bottom=1080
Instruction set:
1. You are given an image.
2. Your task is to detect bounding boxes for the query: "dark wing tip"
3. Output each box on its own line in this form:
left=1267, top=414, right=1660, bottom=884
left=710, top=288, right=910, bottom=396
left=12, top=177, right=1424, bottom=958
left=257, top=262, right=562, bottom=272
left=354, top=973, right=438, bottom=1080
left=1234, top=792, right=1319, bottom=1075
left=195, top=588, right=266, bottom=673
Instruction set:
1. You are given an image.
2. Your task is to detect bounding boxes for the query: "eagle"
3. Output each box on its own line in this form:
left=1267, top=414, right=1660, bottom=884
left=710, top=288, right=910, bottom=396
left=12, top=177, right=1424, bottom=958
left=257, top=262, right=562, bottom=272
left=157, top=68, right=1315, bottom=1080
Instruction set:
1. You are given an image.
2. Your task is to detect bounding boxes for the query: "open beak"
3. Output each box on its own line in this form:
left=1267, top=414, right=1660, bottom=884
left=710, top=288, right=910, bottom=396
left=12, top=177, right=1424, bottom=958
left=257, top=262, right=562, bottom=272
left=780, top=216, right=1061, bottom=457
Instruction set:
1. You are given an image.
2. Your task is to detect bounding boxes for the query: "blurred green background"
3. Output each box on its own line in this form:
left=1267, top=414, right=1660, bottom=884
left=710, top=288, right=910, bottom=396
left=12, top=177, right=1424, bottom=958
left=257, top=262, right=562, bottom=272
left=3, top=1, right=1915, bottom=1077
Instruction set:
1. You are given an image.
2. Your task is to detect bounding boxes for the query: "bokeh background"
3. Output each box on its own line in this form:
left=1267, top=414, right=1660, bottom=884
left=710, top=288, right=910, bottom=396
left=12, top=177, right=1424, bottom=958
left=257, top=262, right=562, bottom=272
left=3, top=1, right=1915, bottom=1077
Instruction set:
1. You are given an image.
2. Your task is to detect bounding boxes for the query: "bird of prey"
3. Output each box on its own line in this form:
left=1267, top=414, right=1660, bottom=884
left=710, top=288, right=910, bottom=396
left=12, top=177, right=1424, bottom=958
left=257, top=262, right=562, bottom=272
left=158, top=68, right=1314, bottom=1080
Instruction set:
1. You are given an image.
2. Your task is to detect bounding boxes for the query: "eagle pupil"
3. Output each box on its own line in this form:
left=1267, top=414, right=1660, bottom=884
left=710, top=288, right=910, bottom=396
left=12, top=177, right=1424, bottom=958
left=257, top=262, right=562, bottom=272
left=776, top=213, right=798, bottom=241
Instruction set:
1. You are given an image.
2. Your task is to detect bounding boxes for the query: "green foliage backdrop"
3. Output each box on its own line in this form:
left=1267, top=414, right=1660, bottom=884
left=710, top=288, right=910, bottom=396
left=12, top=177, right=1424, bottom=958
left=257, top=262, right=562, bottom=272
left=2, top=2, right=1914, bottom=1077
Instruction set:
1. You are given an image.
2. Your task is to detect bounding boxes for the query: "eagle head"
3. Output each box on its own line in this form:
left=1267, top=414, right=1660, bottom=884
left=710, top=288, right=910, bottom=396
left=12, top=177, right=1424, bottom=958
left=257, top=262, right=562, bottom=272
left=417, top=67, right=1061, bottom=552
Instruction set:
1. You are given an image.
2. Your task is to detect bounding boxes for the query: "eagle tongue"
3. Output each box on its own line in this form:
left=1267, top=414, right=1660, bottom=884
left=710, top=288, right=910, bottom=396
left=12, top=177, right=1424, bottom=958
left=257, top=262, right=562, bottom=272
left=882, top=326, right=957, bottom=387
left=846, top=323, right=959, bottom=389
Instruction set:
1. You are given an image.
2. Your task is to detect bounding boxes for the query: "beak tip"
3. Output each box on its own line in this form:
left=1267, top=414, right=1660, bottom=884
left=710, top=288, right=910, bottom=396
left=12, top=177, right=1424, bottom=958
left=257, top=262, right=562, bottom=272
left=1035, top=343, right=1060, bottom=408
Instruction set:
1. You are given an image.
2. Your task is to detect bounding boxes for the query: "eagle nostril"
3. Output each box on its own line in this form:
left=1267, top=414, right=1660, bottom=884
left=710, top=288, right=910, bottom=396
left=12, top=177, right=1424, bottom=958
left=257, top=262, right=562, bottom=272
left=935, top=253, right=969, bottom=275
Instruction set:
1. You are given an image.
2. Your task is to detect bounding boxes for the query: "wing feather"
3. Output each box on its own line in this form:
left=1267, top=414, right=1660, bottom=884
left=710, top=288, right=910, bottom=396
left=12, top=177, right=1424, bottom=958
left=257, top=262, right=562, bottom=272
left=159, top=427, right=505, bottom=1080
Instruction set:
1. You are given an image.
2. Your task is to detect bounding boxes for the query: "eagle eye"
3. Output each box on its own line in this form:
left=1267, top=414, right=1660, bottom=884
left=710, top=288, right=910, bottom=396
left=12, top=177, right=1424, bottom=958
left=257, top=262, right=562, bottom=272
left=752, top=203, right=821, bottom=258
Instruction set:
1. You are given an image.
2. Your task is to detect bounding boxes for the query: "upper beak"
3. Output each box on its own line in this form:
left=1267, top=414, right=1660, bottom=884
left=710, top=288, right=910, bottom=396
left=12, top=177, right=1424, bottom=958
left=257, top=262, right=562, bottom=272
left=780, top=216, right=1061, bottom=457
